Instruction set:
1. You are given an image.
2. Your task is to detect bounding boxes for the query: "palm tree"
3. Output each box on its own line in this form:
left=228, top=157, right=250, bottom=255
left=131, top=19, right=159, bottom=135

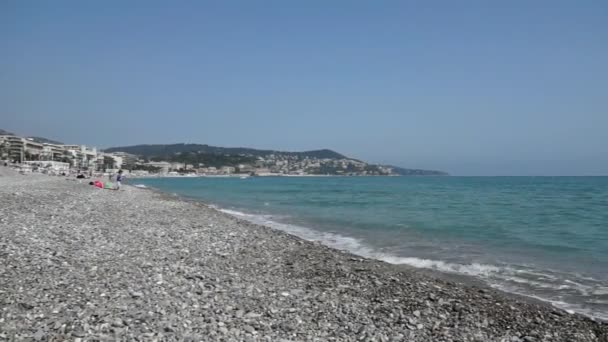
left=0, top=141, right=7, bottom=160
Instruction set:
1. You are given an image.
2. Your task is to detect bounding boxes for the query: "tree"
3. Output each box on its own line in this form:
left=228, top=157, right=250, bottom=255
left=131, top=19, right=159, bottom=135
left=103, top=156, right=115, bottom=170
left=131, top=164, right=161, bottom=173
left=0, top=141, right=7, bottom=160
left=60, top=151, right=74, bottom=167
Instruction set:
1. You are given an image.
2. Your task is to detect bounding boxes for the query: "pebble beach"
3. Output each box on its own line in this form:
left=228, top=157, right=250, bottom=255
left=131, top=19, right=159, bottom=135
left=1, top=171, right=607, bottom=341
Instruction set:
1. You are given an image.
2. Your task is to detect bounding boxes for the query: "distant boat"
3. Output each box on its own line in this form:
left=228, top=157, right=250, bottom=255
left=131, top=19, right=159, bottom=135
left=240, top=176, right=248, bottom=179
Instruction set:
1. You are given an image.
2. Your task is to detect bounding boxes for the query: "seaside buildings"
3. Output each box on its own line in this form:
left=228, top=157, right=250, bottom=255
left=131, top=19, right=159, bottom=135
left=0, top=136, right=44, bottom=163
left=1, top=134, right=103, bottom=171
left=1, top=132, right=399, bottom=176
left=108, top=152, right=138, bottom=169
left=62, top=145, right=98, bottom=170
left=0, top=133, right=149, bottom=175
left=220, top=166, right=235, bottom=174
left=42, top=143, right=65, bottom=161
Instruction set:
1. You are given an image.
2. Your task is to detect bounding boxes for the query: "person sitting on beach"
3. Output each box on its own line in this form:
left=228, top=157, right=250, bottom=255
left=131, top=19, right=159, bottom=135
left=90, top=180, right=104, bottom=189
left=89, top=180, right=119, bottom=190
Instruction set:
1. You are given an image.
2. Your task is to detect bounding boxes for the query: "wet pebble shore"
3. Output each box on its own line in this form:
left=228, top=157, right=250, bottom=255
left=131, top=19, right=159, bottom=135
left=0, top=173, right=606, bottom=341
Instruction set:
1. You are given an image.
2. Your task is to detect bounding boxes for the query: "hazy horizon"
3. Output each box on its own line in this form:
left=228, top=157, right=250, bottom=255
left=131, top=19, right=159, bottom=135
left=2, top=1, right=607, bottom=176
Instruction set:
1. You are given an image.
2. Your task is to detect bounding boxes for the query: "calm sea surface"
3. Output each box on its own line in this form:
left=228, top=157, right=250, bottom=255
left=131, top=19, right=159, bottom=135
left=134, top=176, right=608, bottom=320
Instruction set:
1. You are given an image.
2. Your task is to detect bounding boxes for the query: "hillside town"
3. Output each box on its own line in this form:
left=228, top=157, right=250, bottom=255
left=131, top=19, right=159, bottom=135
left=0, top=133, right=398, bottom=177
left=146, top=154, right=397, bottom=176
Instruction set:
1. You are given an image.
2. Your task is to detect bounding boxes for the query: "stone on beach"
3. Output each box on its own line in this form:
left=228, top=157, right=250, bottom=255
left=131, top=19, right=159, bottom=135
left=0, top=172, right=606, bottom=341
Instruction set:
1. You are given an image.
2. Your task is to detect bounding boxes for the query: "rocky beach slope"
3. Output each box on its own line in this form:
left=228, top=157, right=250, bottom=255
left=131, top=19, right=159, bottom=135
left=1, top=172, right=606, bottom=341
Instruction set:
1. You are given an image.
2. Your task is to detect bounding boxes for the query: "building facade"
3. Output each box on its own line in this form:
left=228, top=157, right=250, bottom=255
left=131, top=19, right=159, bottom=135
left=62, top=145, right=99, bottom=170
left=1, top=136, right=44, bottom=163
left=109, top=152, right=137, bottom=169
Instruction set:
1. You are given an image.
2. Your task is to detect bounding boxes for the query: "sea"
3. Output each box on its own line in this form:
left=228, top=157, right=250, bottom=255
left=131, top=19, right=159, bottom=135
left=134, top=176, right=608, bottom=321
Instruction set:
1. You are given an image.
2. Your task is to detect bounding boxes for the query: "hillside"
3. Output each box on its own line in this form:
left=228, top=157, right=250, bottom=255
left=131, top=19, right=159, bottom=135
left=385, top=165, right=449, bottom=176
left=0, top=129, right=63, bottom=144
left=27, top=136, right=63, bottom=145
left=105, top=143, right=448, bottom=176
left=104, top=143, right=347, bottom=160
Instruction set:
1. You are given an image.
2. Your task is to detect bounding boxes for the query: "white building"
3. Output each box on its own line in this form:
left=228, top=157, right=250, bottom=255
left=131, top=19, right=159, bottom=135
left=62, top=144, right=98, bottom=170
left=108, top=152, right=137, bottom=168
left=112, top=155, right=124, bottom=169
left=1, top=136, right=44, bottom=163
left=42, top=143, right=64, bottom=161
left=237, top=164, right=255, bottom=173
left=220, top=166, right=235, bottom=174
left=170, top=162, right=186, bottom=171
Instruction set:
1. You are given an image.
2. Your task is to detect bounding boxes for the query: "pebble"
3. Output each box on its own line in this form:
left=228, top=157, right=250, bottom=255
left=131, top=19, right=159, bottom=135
left=0, top=173, right=605, bottom=341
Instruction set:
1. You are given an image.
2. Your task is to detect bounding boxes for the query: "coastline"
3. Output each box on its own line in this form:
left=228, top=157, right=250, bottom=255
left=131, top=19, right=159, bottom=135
left=141, top=183, right=605, bottom=320
left=1, top=173, right=606, bottom=341
left=129, top=174, right=397, bottom=179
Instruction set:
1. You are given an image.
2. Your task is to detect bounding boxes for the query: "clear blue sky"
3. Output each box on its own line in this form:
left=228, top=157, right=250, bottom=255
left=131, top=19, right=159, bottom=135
left=1, top=1, right=607, bottom=175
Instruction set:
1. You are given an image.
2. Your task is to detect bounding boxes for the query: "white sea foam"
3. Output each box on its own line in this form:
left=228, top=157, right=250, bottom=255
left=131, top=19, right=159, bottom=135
left=592, top=287, right=608, bottom=296
left=504, top=276, right=576, bottom=291
left=218, top=208, right=256, bottom=217
left=514, top=269, right=559, bottom=280
left=217, top=207, right=522, bottom=279
left=492, top=282, right=608, bottom=321
left=133, top=184, right=147, bottom=188
left=381, top=256, right=502, bottom=277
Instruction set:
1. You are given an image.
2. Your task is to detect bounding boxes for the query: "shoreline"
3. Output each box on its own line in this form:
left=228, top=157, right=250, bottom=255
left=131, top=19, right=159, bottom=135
left=129, top=174, right=398, bottom=179
left=1, top=172, right=606, bottom=340
left=139, top=183, right=604, bottom=321
left=141, top=184, right=600, bottom=317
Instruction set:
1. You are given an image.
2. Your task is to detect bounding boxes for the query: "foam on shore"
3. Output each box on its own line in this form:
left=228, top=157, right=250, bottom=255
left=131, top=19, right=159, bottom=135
left=215, top=206, right=608, bottom=321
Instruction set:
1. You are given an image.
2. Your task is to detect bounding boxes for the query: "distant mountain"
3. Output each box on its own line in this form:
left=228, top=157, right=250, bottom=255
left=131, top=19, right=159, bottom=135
left=104, top=143, right=448, bottom=175
left=27, top=136, right=63, bottom=145
left=0, top=129, right=63, bottom=144
left=104, top=143, right=347, bottom=160
left=385, top=165, right=449, bottom=176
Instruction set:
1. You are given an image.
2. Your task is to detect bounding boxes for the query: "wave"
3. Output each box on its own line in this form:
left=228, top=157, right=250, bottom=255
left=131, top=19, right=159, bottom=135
left=382, top=256, right=502, bottom=276
left=214, top=206, right=608, bottom=321
left=216, top=208, right=255, bottom=217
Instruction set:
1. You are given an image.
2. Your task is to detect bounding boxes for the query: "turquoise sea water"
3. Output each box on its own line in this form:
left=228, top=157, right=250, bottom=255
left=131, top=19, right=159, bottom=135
left=134, top=176, right=608, bottom=320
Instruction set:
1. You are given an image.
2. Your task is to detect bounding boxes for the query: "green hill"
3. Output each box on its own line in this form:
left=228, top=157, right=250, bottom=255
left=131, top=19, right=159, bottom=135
left=27, top=136, right=63, bottom=144
left=104, top=143, right=347, bottom=160
left=105, top=143, right=448, bottom=175
left=385, top=165, right=449, bottom=176
left=0, top=129, right=63, bottom=144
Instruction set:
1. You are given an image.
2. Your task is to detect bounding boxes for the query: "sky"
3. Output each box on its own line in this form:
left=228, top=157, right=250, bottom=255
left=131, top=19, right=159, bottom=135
left=1, top=1, right=607, bottom=175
